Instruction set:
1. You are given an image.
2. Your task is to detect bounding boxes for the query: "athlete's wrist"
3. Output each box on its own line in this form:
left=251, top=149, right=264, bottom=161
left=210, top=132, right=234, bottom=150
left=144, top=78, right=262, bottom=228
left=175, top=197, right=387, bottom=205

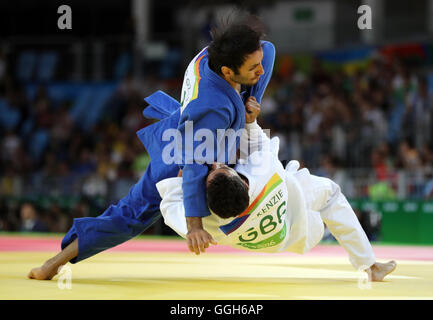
left=186, top=216, right=204, bottom=232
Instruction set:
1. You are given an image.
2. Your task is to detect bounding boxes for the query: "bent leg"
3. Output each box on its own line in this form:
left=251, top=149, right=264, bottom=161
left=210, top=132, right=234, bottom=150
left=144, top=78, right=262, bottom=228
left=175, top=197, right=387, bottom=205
left=61, top=162, right=178, bottom=263
left=306, top=175, right=376, bottom=270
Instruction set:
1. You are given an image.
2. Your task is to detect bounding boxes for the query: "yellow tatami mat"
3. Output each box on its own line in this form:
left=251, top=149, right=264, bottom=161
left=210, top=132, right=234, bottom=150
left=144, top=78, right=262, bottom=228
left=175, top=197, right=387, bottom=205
left=1, top=251, right=432, bottom=300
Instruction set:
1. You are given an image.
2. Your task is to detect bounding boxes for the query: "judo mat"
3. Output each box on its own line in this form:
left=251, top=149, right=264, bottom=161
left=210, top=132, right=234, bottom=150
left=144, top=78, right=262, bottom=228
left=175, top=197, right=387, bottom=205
left=1, top=234, right=432, bottom=300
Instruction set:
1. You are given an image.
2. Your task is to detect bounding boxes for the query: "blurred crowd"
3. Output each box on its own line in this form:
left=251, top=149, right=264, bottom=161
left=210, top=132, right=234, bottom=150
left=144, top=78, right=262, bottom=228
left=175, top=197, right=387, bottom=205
left=260, top=53, right=433, bottom=199
left=1, top=44, right=433, bottom=235
left=0, top=49, right=180, bottom=233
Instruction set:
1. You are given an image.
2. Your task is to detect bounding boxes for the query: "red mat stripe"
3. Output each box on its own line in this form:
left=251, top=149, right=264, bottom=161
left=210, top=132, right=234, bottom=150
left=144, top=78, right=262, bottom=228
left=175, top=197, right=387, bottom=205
left=0, top=236, right=432, bottom=261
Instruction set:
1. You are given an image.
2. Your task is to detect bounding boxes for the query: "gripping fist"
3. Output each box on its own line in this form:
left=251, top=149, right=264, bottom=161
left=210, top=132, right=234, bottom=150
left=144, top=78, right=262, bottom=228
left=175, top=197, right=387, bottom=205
left=245, top=96, right=260, bottom=124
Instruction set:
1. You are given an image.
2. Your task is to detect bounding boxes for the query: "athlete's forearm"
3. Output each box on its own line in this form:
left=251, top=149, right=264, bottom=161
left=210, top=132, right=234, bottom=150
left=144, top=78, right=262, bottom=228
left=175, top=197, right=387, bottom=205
left=182, top=164, right=211, bottom=217
left=240, top=120, right=271, bottom=156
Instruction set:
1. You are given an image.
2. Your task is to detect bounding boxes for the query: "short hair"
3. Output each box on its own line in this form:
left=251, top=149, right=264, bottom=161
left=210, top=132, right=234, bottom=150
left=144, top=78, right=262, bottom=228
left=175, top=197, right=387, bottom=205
left=206, top=171, right=249, bottom=219
left=207, top=12, right=265, bottom=75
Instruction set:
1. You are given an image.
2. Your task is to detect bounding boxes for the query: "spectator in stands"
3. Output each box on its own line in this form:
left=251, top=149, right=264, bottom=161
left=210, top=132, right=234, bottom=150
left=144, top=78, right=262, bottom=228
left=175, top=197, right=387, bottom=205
left=71, top=198, right=90, bottom=220
left=82, top=170, right=108, bottom=199
left=420, top=144, right=433, bottom=166
left=50, top=102, right=73, bottom=147
left=371, top=144, right=394, bottom=181
left=122, top=103, right=147, bottom=134
left=0, top=167, right=21, bottom=197
left=396, top=140, right=425, bottom=197
left=316, top=154, right=355, bottom=197
left=0, top=199, right=21, bottom=231
left=359, top=97, right=388, bottom=150
left=404, top=76, right=433, bottom=150
left=424, top=168, right=433, bottom=199
left=396, top=140, right=422, bottom=169
left=1, top=130, right=21, bottom=162
left=19, top=202, right=49, bottom=232
left=33, top=86, right=54, bottom=129
left=71, top=147, right=96, bottom=178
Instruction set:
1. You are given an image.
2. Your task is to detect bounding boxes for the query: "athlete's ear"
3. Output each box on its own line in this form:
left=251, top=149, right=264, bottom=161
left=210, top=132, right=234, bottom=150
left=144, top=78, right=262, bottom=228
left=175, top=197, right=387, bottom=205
left=221, top=66, right=234, bottom=79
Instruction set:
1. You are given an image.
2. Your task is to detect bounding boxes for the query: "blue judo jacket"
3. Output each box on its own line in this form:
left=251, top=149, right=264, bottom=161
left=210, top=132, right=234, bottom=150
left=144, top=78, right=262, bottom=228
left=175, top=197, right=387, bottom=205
left=60, top=41, right=275, bottom=264
left=137, top=41, right=276, bottom=218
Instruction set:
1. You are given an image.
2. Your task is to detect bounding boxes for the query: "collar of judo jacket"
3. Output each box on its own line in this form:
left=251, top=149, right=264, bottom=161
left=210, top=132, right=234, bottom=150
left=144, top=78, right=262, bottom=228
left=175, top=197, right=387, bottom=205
left=202, top=57, right=247, bottom=127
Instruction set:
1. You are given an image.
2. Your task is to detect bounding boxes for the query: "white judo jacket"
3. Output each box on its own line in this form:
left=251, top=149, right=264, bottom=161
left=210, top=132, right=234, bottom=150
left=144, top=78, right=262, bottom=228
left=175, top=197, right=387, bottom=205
left=156, top=122, right=376, bottom=270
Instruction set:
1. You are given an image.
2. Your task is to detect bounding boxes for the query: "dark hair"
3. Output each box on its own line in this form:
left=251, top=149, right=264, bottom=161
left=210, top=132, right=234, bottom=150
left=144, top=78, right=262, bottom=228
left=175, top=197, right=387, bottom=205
left=206, top=170, right=249, bottom=219
left=207, top=12, right=265, bottom=75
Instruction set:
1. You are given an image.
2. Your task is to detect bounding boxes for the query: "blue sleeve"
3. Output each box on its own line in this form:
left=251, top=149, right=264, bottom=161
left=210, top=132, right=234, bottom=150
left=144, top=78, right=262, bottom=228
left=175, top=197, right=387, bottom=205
left=182, top=163, right=209, bottom=217
left=247, top=41, right=276, bottom=103
left=178, top=102, right=233, bottom=217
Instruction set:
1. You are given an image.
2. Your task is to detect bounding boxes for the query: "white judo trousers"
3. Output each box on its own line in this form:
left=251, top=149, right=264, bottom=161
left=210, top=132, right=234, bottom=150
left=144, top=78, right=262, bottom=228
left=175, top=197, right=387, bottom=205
left=293, top=165, right=376, bottom=269
left=156, top=121, right=376, bottom=270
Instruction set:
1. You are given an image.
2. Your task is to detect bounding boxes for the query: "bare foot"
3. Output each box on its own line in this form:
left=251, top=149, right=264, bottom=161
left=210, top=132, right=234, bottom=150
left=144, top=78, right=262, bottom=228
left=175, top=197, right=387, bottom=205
left=27, top=261, right=59, bottom=280
left=366, top=260, right=397, bottom=282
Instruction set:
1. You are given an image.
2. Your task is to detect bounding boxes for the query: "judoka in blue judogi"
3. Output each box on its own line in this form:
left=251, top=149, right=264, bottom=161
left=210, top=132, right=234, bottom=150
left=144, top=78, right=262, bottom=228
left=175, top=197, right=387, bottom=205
left=61, top=40, right=275, bottom=263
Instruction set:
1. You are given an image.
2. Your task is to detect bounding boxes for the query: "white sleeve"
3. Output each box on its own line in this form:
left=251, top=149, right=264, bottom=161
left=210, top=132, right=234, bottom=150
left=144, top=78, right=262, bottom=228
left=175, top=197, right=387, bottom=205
left=155, top=177, right=188, bottom=238
left=239, top=121, right=275, bottom=161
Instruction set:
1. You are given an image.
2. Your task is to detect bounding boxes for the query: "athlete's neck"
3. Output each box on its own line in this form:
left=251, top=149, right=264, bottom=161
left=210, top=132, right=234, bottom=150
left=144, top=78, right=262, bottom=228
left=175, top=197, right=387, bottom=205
left=224, top=77, right=241, bottom=95
left=217, top=71, right=241, bottom=95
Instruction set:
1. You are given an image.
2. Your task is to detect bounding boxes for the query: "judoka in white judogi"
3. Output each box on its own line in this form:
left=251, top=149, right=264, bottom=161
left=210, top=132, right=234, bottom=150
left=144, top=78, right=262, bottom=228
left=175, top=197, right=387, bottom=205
left=156, top=121, right=376, bottom=270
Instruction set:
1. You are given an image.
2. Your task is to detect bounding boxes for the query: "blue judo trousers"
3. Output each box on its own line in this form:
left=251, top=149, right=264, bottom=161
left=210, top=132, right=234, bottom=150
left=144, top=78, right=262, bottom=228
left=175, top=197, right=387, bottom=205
left=61, top=42, right=275, bottom=263
left=61, top=92, right=182, bottom=263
